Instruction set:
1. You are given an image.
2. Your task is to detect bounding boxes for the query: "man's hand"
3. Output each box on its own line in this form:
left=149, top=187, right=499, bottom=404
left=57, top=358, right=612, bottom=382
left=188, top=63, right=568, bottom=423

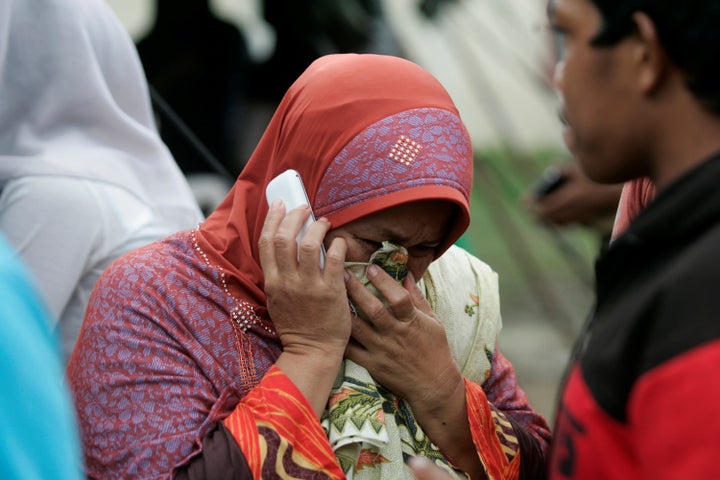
left=522, top=162, right=623, bottom=231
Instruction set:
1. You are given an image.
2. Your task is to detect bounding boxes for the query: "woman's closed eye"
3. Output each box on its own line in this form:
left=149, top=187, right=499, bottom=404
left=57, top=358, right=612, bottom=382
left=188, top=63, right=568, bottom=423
left=407, top=244, right=439, bottom=257
left=357, top=237, right=383, bottom=250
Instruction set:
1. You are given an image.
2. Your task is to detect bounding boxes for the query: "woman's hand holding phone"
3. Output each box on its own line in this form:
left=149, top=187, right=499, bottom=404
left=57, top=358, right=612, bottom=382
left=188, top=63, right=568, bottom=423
left=259, top=170, right=350, bottom=416
left=265, top=169, right=326, bottom=269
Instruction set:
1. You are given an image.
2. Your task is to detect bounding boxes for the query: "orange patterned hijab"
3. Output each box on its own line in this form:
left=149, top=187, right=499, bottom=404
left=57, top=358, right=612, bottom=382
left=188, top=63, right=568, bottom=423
left=197, top=53, right=474, bottom=315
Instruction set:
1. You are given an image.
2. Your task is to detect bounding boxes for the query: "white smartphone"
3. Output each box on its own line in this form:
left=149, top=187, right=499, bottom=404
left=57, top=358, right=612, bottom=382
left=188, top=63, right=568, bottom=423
left=265, top=169, right=326, bottom=268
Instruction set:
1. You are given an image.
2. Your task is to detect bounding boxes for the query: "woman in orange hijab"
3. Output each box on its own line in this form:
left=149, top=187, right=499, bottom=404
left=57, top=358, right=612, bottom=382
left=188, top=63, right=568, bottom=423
left=69, top=53, right=550, bottom=479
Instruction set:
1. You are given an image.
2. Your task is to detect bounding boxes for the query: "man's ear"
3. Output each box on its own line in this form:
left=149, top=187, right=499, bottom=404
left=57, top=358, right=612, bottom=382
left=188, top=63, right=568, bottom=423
left=632, top=11, right=670, bottom=94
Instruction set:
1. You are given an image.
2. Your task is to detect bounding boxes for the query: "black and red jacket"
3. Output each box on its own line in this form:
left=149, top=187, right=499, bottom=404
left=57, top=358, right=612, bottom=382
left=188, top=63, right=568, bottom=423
left=549, top=152, right=720, bottom=479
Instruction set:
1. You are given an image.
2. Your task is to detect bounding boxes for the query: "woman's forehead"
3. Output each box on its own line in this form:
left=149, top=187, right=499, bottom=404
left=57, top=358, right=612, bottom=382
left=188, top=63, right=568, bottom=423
left=342, top=201, right=456, bottom=238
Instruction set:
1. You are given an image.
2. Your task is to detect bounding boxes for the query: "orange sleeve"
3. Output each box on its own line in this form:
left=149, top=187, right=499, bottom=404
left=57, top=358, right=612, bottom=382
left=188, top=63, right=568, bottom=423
left=222, top=366, right=344, bottom=479
left=465, top=379, right=522, bottom=480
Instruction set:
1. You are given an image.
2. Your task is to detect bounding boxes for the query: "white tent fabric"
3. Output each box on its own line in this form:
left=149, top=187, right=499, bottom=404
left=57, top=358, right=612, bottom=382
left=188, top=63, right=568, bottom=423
left=382, top=0, right=565, bottom=151
left=107, top=0, right=565, bottom=152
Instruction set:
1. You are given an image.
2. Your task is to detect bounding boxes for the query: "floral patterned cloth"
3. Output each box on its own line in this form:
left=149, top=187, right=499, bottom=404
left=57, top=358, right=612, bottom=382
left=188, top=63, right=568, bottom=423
left=344, top=241, right=409, bottom=321
left=322, top=244, right=504, bottom=479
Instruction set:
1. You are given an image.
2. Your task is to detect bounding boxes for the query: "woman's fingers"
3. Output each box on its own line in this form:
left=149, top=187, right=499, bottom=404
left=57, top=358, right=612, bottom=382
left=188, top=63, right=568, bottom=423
left=365, top=265, right=415, bottom=321
left=258, top=199, right=287, bottom=276
left=296, top=216, right=331, bottom=275
left=323, top=235, right=349, bottom=282
left=403, top=271, right=436, bottom=317
left=259, top=201, right=331, bottom=279
left=271, top=205, right=312, bottom=274
left=345, top=269, right=386, bottom=324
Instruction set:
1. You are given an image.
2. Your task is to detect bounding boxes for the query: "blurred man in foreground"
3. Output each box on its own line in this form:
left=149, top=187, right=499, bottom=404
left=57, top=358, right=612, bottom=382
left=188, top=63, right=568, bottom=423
left=548, top=0, right=720, bottom=478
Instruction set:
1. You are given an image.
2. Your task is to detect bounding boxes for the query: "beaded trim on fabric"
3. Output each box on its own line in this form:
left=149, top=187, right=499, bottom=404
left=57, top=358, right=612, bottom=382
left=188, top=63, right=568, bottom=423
left=191, top=227, right=275, bottom=337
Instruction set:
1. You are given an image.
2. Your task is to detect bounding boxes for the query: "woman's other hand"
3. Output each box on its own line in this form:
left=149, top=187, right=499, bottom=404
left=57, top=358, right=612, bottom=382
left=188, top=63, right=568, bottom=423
left=345, top=266, right=485, bottom=478
left=345, top=265, right=462, bottom=407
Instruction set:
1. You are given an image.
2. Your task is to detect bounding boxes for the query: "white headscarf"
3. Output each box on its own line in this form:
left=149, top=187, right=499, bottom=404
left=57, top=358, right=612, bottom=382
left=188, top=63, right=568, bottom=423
left=0, top=0, right=202, bottom=224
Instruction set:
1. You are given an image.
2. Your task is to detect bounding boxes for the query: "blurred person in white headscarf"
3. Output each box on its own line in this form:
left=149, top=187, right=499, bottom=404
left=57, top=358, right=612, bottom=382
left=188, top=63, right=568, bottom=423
left=0, top=0, right=203, bottom=362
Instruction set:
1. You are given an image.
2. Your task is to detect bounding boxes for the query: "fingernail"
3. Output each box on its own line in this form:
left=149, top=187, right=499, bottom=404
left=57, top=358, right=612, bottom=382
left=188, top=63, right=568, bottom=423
left=409, top=456, right=431, bottom=470
left=271, top=199, right=283, bottom=210
left=344, top=270, right=350, bottom=282
left=367, top=264, right=378, bottom=277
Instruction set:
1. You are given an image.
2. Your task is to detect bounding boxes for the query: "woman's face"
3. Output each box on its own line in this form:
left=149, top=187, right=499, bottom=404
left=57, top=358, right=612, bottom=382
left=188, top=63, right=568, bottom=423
left=324, top=200, right=457, bottom=281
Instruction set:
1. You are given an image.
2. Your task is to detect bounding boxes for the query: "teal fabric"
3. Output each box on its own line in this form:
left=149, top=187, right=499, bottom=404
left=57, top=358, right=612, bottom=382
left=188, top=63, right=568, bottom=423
left=0, top=235, right=83, bottom=479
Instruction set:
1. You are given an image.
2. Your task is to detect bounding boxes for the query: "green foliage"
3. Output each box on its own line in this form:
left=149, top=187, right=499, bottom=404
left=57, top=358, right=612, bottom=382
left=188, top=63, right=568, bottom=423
left=456, top=147, right=598, bottom=339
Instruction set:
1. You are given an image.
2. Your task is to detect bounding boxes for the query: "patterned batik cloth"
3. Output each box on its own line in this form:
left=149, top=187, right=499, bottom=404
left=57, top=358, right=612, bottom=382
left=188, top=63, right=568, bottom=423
left=321, top=243, right=500, bottom=479
left=343, top=241, right=409, bottom=321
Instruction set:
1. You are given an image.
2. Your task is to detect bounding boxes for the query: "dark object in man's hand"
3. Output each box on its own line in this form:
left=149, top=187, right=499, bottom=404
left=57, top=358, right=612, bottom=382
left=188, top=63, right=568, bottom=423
left=532, top=166, right=568, bottom=197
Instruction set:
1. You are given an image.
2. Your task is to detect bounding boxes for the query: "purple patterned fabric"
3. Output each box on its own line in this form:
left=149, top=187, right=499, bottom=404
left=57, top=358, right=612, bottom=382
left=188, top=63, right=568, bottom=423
left=315, top=108, right=472, bottom=219
left=484, top=350, right=552, bottom=447
left=67, top=231, right=280, bottom=478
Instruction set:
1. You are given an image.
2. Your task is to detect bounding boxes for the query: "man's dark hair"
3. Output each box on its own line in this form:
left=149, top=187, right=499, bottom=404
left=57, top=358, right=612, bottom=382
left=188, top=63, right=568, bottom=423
left=589, top=0, right=720, bottom=114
